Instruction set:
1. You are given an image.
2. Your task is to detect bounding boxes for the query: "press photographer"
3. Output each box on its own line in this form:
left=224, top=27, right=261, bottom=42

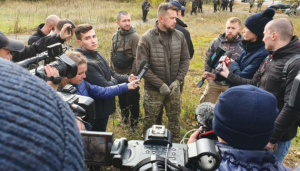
left=0, top=24, right=72, bottom=62
left=188, top=85, right=291, bottom=170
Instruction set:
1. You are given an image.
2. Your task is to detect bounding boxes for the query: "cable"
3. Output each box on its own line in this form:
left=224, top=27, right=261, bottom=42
left=180, top=129, right=198, bottom=144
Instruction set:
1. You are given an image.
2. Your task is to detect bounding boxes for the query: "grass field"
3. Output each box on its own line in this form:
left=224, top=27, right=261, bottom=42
left=1, top=0, right=300, bottom=169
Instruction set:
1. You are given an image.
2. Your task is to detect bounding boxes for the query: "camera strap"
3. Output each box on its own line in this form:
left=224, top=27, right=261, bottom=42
left=45, top=76, right=62, bottom=85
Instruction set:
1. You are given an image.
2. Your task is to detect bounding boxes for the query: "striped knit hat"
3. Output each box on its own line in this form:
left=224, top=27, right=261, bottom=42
left=0, top=58, right=84, bottom=171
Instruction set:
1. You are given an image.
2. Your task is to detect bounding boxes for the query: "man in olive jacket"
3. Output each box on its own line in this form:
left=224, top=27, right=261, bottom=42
left=110, top=11, right=140, bottom=130
left=136, top=3, right=190, bottom=142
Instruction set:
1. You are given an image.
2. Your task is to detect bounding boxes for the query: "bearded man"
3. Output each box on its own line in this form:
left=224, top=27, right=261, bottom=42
left=199, top=17, right=243, bottom=104
left=136, top=3, right=190, bottom=142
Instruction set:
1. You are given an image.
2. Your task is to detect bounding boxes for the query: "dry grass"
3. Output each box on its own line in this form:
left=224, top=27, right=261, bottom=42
left=1, top=0, right=300, bottom=169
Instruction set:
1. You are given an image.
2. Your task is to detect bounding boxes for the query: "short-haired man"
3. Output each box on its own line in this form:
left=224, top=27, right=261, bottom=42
left=28, top=15, right=60, bottom=45
left=75, top=24, right=137, bottom=132
left=110, top=11, right=140, bottom=130
left=199, top=17, right=243, bottom=104
left=136, top=3, right=190, bottom=142
left=208, top=18, right=300, bottom=163
left=0, top=25, right=72, bottom=62
left=54, top=19, right=76, bottom=33
left=188, top=85, right=291, bottom=170
left=54, top=19, right=76, bottom=50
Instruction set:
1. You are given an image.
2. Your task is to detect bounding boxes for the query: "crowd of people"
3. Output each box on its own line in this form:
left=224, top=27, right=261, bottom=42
left=0, top=0, right=299, bottom=170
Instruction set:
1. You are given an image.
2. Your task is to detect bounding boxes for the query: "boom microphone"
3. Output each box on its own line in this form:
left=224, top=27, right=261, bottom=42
left=135, top=59, right=148, bottom=76
left=138, top=63, right=150, bottom=80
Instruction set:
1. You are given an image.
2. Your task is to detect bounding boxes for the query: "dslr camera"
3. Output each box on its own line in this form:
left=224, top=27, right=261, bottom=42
left=17, top=43, right=77, bottom=84
left=81, top=125, right=221, bottom=171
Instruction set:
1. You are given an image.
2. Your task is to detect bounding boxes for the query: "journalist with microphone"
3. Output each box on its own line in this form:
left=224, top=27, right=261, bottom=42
left=207, top=18, right=300, bottom=163
left=203, top=8, right=274, bottom=84
left=136, top=3, right=190, bottom=142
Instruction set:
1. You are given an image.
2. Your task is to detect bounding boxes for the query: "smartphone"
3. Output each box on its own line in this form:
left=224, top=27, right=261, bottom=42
left=67, top=26, right=72, bottom=35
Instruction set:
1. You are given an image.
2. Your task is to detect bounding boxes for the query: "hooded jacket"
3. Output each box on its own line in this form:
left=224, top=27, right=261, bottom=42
left=110, top=27, right=140, bottom=74
left=75, top=48, right=128, bottom=119
left=226, top=36, right=300, bottom=143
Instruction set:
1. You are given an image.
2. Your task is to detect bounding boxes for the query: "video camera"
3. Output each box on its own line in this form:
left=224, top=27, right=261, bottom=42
left=17, top=43, right=77, bottom=83
left=81, top=125, right=221, bottom=171
left=58, top=84, right=95, bottom=125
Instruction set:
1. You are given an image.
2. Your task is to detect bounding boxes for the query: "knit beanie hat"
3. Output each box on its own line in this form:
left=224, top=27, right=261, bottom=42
left=244, top=8, right=275, bottom=39
left=213, top=85, right=279, bottom=150
left=0, top=58, right=84, bottom=171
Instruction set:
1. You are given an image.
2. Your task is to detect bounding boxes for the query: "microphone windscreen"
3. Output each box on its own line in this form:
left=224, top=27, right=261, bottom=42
left=224, top=51, right=232, bottom=58
left=135, top=59, right=148, bottom=75
left=195, top=102, right=215, bottom=130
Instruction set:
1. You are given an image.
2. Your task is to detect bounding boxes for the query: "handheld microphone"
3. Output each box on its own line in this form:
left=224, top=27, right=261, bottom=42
left=218, top=51, right=232, bottom=72
left=135, top=59, right=148, bottom=76
left=138, top=63, right=150, bottom=80
left=197, top=51, right=232, bottom=88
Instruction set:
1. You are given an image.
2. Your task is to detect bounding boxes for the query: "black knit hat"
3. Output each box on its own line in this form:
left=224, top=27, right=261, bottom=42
left=213, top=85, right=279, bottom=150
left=0, top=58, right=84, bottom=171
left=244, top=8, right=275, bottom=39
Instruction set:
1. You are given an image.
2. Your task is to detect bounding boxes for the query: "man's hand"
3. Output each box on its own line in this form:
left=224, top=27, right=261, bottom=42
left=202, top=72, right=216, bottom=80
left=59, top=24, right=73, bottom=41
left=128, top=74, right=138, bottom=82
left=265, top=142, right=276, bottom=152
left=169, top=80, right=180, bottom=96
left=219, top=61, right=230, bottom=78
left=45, top=64, right=60, bottom=90
left=127, top=79, right=141, bottom=90
left=187, top=127, right=202, bottom=144
left=159, top=83, right=170, bottom=95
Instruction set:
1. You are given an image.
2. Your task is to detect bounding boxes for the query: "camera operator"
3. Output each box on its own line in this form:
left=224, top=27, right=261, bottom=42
left=0, top=58, right=84, bottom=171
left=0, top=24, right=73, bottom=62
left=188, top=85, right=291, bottom=170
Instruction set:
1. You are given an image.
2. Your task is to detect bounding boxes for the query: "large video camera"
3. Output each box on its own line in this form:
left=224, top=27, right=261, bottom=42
left=58, top=84, right=95, bottom=125
left=17, top=43, right=77, bottom=82
left=81, top=125, right=221, bottom=171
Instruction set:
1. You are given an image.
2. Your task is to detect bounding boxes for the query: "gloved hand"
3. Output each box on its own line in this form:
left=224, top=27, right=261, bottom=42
left=169, top=80, right=180, bottom=96
left=159, top=83, right=171, bottom=95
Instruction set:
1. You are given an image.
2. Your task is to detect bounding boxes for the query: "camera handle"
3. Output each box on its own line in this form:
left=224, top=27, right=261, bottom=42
left=132, top=155, right=183, bottom=171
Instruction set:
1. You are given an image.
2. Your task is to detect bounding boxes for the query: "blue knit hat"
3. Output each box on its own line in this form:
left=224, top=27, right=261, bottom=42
left=244, top=8, right=275, bottom=39
left=0, top=58, right=84, bottom=170
left=213, top=85, right=279, bottom=150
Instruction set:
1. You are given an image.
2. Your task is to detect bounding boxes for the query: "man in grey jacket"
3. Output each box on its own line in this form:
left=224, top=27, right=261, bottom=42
left=136, top=3, right=190, bottom=142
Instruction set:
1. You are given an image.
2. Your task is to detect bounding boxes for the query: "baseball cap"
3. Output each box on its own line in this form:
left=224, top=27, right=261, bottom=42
left=0, top=31, right=24, bottom=51
left=169, top=1, right=185, bottom=11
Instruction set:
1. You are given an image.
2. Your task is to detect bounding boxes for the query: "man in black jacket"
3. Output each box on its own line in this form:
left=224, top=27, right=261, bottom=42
left=203, top=18, right=300, bottom=163
left=28, top=15, right=60, bottom=45
left=170, top=1, right=194, bottom=59
left=0, top=24, right=72, bottom=62
left=74, top=24, right=137, bottom=132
